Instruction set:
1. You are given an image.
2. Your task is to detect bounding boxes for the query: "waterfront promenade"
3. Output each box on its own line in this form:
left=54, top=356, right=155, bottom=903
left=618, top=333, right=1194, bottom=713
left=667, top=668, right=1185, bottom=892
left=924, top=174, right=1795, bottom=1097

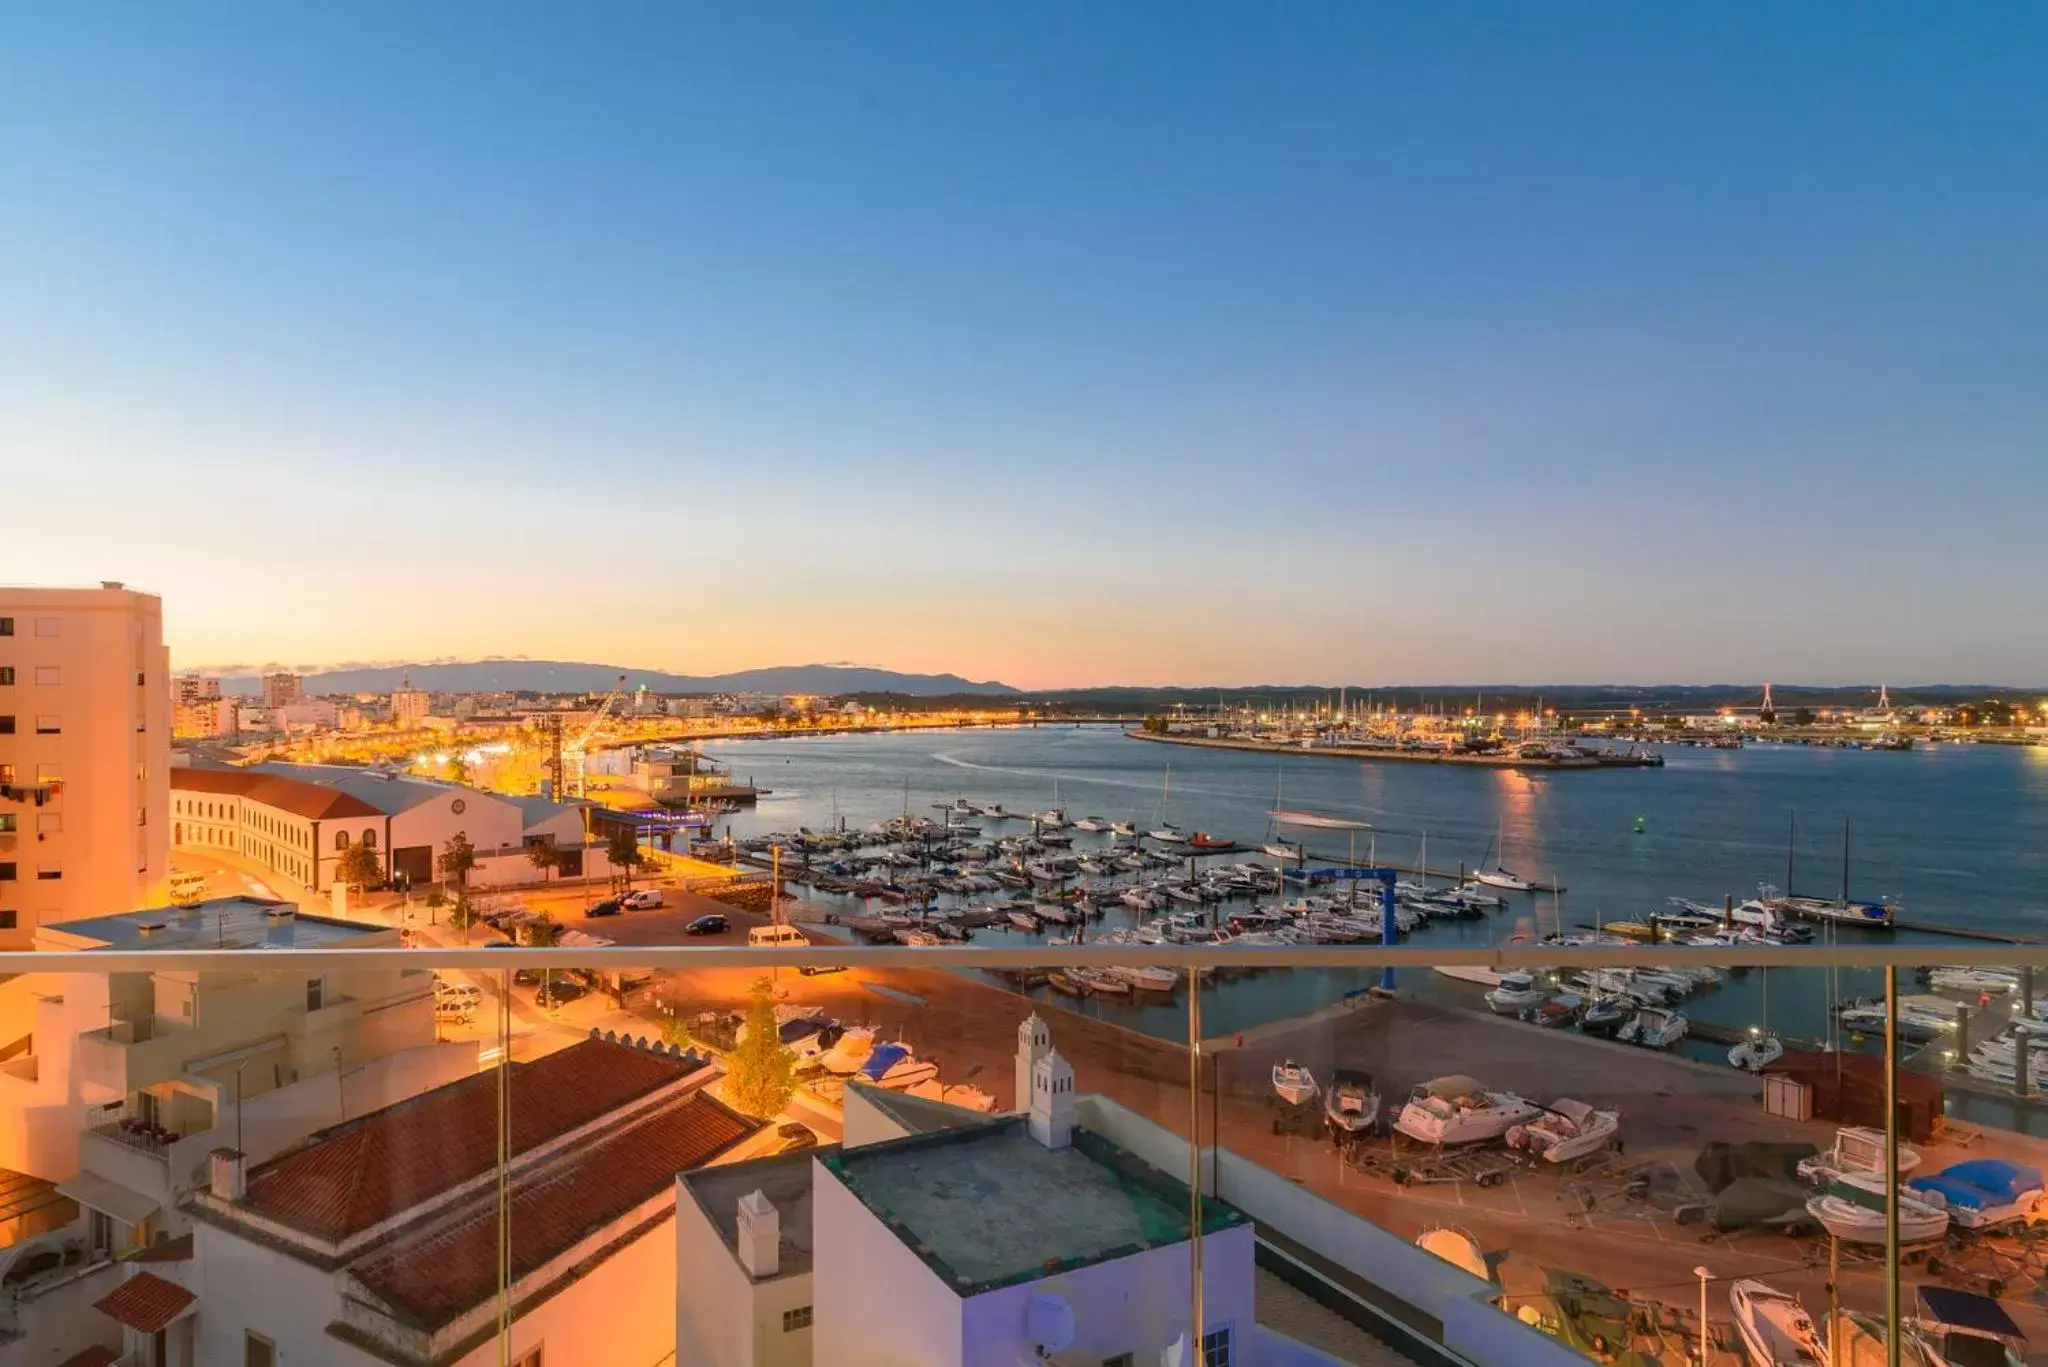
left=1127, top=728, right=1663, bottom=769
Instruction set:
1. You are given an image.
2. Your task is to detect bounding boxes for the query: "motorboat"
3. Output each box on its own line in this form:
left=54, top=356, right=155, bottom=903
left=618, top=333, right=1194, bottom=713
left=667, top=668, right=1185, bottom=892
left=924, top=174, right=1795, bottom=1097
left=1033, top=808, right=1067, bottom=829
left=859, top=1042, right=939, bottom=1092
left=1728, top=1279, right=1828, bottom=1367
left=1323, top=1069, right=1379, bottom=1135
left=1413, top=1228, right=1489, bottom=1282
left=816, top=1025, right=878, bottom=1076
left=1797, top=1126, right=1921, bottom=1184
left=1006, top=910, right=1040, bottom=931
left=1106, top=965, right=1178, bottom=993
left=1525, top=994, right=1583, bottom=1029
left=1186, top=832, right=1235, bottom=850
left=1929, top=966, right=2020, bottom=994
left=1907, top=1159, right=2046, bottom=1230
left=1837, top=995, right=1957, bottom=1042
left=1729, top=1030, right=1786, bottom=1072
left=1506, top=1098, right=1619, bottom=1163
left=974, top=803, right=1007, bottom=818
left=1484, top=971, right=1546, bottom=1015
left=1578, top=996, right=1632, bottom=1037
left=1806, top=1172, right=1950, bottom=1245
left=1472, top=867, right=1533, bottom=892
left=1272, top=1060, right=1319, bottom=1108
left=1913, top=1286, right=2028, bottom=1367
left=1067, top=967, right=1130, bottom=997
left=1831, top=1311, right=1946, bottom=1367
left=1393, top=1075, right=1541, bottom=1145
left=1261, top=838, right=1304, bottom=861
left=1617, top=1006, right=1688, bottom=1049
left=1109, top=820, right=1137, bottom=837
left=1148, top=825, right=1188, bottom=844
left=1432, top=964, right=1506, bottom=988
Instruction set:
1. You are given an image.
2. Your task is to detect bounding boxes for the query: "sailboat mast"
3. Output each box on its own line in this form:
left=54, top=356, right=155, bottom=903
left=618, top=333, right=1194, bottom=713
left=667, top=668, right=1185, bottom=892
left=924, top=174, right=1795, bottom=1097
left=1841, top=817, right=1851, bottom=904
left=1785, top=809, right=1797, bottom=896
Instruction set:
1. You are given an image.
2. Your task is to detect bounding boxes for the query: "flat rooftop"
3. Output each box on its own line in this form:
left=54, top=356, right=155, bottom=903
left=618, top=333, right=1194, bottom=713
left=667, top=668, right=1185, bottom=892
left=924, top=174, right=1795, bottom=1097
left=682, top=1146, right=832, bottom=1280
left=39, top=898, right=383, bottom=951
left=821, top=1118, right=1245, bottom=1295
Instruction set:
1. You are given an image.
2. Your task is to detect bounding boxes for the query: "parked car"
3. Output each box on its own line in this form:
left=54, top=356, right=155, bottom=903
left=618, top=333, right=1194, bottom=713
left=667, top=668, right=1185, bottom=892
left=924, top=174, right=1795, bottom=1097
left=622, top=890, right=664, bottom=910
left=534, top=979, right=589, bottom=1009
left=798, top=964, right=847, bottom=977
left=587, top=899, right=622, bottom=918
left=776, top=1122, right=818, bottom=1153
left=685, top=914, right=729, bottom=937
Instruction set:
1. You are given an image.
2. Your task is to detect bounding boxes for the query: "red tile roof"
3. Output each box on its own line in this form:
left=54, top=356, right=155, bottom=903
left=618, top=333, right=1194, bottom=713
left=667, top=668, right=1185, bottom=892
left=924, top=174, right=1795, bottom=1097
left=245, top=1039, right=695, bottom=1239
left=350, top=1092, right=757, bottom=1327
left=171, top=765, right=382, bottom=820
left=57, top=1349, right=118, bottom=1367
left=94, top=1271, right=194, bottom=1333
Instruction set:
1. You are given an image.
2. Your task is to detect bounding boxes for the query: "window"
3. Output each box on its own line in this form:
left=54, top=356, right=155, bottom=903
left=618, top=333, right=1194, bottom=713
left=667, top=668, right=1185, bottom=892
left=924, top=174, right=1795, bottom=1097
left=33, top=618, right=59, bottom=638
left=0, top=864, right=14, bottom=881
left=0, top=717, right=12, bottom=735
left=0, top=617, right=11, bottom=635
left=306, top=978, right=324, bottom=1012
left=1202, top=1327, right=1233, bottom=1367
left=244, top=1331, right=277, bottom=1367
left=36, top=866, right=60, bottom=881
left=363, top=830, right=377, bottom=850
left=0, top=766, right=11, bottom=785
left=335, top=830, right=350, bottom=851
left=511, top=1349, right=543, bottom=1367
left=87, top=1209, right=112, bottom=1255
left=0, top=912, right=15, bottom=930
left=33, top=666, right=59, bottom=686
left=138, top=807, right=147, bottom=828
left=0, top=668, right=12, bottom=685
left=34, top=715, right=59, bottom=735
left=782, top=1307, right=813, bottom=1333
left=0, top=816, right=13, bottom=834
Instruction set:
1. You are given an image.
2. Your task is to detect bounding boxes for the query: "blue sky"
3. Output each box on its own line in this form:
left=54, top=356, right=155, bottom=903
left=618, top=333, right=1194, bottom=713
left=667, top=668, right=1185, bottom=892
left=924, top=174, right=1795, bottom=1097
left=4, top=4, right=2043, bottom=686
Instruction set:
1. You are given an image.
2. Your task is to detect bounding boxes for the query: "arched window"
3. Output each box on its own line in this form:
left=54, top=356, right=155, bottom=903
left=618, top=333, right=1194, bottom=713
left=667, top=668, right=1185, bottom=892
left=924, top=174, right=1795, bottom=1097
left=335, top=830, right=350, bottom=851
left=362, top=830, right=377, bottom=850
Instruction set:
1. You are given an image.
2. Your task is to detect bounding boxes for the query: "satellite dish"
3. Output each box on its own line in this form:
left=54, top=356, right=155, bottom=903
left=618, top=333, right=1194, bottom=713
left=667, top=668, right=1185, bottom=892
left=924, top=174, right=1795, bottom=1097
left=1025, top=1293, right=1076, bottom=1356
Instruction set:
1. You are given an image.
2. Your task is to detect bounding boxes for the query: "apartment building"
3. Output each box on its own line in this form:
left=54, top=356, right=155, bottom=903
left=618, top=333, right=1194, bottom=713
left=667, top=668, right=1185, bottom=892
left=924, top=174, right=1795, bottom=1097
left=259, top=673, right=301, bottom=708
left=0, top=584, right=170, bottom=947
left=0, top=898, right=468, bottom=1367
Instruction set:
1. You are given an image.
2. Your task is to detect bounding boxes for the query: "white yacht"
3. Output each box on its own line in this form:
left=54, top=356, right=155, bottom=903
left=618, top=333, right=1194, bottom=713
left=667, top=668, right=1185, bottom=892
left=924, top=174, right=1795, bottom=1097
left=1261, top=838, right=1304, bottom=861
left=1484, top=971, right=1546, bottom=1014
left=1109, top=820, right=1137, bottom=837
left=1323, top=1070, right=1379, bottom=1135
left=1505, top=1099, right=1620, bottom=1164
left=1071, top=816, right=1110, bottom=832
left=1393, top=1076, right=1540, bottom=1145
left=1471, top=867, right=1533, bottom=892
left=1728, top=1030, right=1785, bottom=1072
left=1618, top=1006, right=1688, bottom=1049
left=1728, top=1280, right=1828, bottom=1367
left=1149, top=825, right=1188, bottom=844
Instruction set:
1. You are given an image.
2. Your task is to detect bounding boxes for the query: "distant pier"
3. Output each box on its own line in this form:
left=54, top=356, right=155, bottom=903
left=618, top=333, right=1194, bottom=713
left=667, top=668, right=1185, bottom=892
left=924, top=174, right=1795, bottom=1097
left=1126, top=728, right=1663, bottom=770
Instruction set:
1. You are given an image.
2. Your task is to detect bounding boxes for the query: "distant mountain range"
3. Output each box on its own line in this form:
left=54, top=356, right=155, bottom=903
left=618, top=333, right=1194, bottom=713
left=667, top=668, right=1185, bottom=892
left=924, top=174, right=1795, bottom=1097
left=218, top=660, right=1018, bottom=697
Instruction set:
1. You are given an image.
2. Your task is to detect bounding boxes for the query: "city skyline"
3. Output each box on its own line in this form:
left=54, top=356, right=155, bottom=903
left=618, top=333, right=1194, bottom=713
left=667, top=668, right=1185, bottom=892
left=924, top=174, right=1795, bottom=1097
left=8, top=5, right=2046, bottom=687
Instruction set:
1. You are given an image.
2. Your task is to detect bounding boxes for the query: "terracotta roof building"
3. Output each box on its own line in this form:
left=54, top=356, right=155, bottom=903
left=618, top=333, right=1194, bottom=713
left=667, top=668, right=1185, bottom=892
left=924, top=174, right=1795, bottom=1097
left=185, top=1032, right=765, bottom=1367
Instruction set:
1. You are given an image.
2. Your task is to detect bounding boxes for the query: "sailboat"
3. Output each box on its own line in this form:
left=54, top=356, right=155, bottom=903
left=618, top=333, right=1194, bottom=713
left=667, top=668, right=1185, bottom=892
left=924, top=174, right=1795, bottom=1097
left=1032, top=777, right=1066, bottom=829
left=1259, top=767, right=1306, bottom=860
left=1471, top=817, right=1533, bottom=891
left=1148, top=765, right=1186, bottom=843
left=1729, top=962, right=1785, bottom=1070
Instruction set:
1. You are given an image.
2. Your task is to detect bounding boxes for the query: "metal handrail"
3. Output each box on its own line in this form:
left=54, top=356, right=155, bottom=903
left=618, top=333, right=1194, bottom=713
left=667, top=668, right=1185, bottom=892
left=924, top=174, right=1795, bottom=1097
left=0, top=941, right=2035, bottom=974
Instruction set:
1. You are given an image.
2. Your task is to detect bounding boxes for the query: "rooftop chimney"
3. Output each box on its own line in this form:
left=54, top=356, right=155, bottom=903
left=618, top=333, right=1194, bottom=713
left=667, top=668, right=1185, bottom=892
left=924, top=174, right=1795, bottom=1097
left=210, top=1147, right=247, bottom=1202
left=737, top=1189, right=780, bottom=1279
left=1029, top=1048, right=1076, bottom=1151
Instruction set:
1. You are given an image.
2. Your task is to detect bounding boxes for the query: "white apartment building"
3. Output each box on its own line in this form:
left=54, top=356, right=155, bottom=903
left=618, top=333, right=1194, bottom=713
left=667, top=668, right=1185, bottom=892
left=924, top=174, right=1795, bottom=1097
left=175, top=1033, right=763, bottom=1367
left=0, top=584, right=170, bottom=948
left=0, top=898, right=469, bottom=1367
left=390, top=677, right=431, bottom=729
left=258, top=673, right=301, bottom=708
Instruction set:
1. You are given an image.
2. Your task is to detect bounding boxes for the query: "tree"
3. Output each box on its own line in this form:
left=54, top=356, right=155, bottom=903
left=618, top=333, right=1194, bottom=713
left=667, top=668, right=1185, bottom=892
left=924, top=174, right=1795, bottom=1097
left=335, top=840, right=384, bottom=892
left=524, top=841, right=562, bottom=886
left=1792, top=706, right=1816, bottom=727
left=447, top=893, right=479, bottom=944
left=659, top=1011, right=694, bottom=1053
left=422, top=888, right=448, bottom=925
left=519, top=912, right=561, bottom=947
left=725, top=977, right=795, bottom=1118
left=606, top=826, right=647, bottom=891
left=439, top=831, right=477, bottom=895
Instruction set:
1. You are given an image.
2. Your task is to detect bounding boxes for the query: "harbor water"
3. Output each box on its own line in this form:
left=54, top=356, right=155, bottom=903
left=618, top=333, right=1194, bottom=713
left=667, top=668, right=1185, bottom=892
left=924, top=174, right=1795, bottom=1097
left=694, top=724, right=2048, bottom=1078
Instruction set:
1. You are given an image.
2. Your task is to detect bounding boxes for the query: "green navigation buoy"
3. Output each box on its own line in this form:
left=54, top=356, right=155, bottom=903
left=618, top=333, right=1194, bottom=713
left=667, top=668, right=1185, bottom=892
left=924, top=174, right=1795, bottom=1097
left=1634, top=815, right=1646, bottom=835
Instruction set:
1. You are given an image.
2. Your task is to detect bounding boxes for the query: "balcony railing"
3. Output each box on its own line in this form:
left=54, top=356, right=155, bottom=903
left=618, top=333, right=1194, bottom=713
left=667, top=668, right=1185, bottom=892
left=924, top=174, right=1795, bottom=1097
left=7, top=941, right=2042, bottom=1367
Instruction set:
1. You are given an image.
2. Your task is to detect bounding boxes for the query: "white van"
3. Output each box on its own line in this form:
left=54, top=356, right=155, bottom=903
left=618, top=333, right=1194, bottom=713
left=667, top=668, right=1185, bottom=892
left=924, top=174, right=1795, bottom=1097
left=747, top=924, right=811, bottom=948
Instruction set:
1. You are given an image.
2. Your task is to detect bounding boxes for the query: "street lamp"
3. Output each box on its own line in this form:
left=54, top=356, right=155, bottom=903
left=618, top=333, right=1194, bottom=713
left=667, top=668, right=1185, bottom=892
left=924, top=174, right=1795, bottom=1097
left=1694, top=1266, right=1711, bottom=1364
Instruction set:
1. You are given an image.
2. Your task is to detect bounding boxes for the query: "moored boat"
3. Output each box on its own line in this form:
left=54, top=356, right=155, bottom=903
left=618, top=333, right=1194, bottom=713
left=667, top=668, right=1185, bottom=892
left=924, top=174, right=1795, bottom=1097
left=1506, top=1098, right=1619, bottom=1163
left=1272, top=1060, right=1319, bottom=1108
left=1323, top=1069, right=1379, bottom=1135
left=1393, top=1075, right=1540, bottom=1145
left=1729, top=1279, right=1827, bottom=1367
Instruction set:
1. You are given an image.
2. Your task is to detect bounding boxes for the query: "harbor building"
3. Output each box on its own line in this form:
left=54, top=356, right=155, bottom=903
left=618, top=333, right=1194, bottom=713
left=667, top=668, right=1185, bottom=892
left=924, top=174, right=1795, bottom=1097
left=169, top=763, right=603, bottom=894
left=0, top=583, right=171, bottom=947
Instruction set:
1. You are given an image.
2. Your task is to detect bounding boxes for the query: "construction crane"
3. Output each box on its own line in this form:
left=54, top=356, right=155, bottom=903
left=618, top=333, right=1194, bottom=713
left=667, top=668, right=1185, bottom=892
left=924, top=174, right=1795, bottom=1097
left=565, top=674, right=629, bottom=799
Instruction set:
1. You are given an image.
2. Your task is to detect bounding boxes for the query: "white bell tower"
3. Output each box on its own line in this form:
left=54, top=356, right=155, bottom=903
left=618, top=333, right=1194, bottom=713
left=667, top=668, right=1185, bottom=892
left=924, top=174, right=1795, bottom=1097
left=1029, top=1047, right=1076, bottom=1150
left=1016, top=1012, right=1050, bottom=1111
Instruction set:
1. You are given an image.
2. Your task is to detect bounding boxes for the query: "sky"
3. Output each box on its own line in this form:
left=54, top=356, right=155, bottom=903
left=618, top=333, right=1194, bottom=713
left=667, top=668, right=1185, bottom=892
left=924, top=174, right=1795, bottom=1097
left=3, top=4, right=2044, bottom=689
